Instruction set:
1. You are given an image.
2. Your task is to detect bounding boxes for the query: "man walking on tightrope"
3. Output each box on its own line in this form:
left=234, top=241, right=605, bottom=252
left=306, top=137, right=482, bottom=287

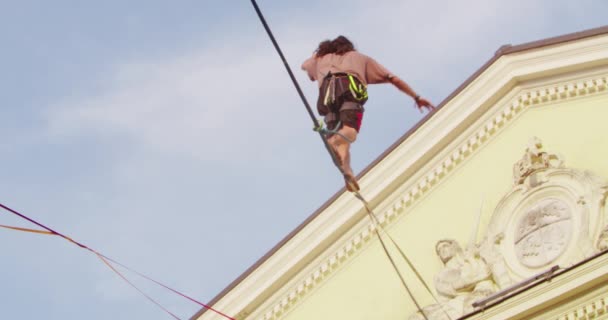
left=302, top=35, right=435, bottom=192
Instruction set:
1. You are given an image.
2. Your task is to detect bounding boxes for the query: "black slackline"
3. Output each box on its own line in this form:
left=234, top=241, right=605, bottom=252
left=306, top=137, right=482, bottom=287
left=248, top=1, right=437, bottom=319
left=249, top=0, right=341, bottom=169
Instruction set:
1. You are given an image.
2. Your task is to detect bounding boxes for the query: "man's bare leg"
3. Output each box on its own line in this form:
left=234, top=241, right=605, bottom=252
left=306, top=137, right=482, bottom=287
left=328, top=126, right=358, bottom=191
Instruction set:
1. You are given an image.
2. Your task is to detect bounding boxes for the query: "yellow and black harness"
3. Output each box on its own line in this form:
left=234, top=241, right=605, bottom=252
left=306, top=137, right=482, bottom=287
left=317, top=72, right=368, bottom=123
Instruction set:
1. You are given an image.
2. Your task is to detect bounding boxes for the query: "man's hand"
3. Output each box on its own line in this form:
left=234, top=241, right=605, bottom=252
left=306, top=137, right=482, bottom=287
left=415, top=96, right=435, bottom=113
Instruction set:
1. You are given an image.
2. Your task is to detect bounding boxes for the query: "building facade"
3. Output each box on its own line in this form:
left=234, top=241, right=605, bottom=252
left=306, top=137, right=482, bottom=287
left=194, top=26, right=608, bottom=320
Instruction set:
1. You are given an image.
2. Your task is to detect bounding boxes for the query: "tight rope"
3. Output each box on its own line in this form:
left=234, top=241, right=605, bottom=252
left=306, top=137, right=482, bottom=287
left=248, top=1, right=434, bottom=318
left=353, top=194, right=436, bottom=299
left=248, top=0, right=342, bottom=169
left=0, top=202, right=235, bottom=320
left=353, top=193, right=453, bottom=320
left=354, top=192, right=428, bottom=318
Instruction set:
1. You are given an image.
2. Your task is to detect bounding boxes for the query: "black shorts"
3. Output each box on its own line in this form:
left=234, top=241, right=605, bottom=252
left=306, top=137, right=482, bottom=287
left=327, top=109, right=364, bottom=132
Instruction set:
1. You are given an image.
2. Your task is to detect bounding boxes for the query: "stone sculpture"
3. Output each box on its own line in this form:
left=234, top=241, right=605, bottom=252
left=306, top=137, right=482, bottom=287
left=409, top=239, right=502, bottom=320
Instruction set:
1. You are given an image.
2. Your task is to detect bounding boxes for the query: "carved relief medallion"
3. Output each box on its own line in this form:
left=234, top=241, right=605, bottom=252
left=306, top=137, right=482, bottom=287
left=411, top=137, right=608, bottom=320
left=514, top=198, right=572, bottom=267
left=483, top=137, right=608, bottom=281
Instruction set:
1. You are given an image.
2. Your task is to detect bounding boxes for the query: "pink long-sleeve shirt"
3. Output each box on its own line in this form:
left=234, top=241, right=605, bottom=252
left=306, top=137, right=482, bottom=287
left=301, top=51, right=394, bottom=87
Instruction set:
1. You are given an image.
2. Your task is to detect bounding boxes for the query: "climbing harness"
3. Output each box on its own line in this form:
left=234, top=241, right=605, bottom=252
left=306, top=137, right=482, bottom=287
left=317, top=72, right=366, bottom=138
left=319, top=72, right=367, bottom=115
left=347, top=74, right=368, bottom=101
left=249, top=1, right=442, bottom=319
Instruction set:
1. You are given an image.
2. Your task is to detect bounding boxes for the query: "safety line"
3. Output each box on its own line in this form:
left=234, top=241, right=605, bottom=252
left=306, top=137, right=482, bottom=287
left=96, top=253, right=182, bottom=320
left=0, top=202, right=236, bottom=320
left=248, top=1, right=434, bottom=318
left=353, top=192, right=428, bottom=319
left=353, top=193, right=437, bottom=300
left=354, top=192, right=454, bottom=320
left=374, top=226, right=427, bottom=318
left=98, top=254, right=237, bottom=320
left=0, top=224, right=54, bottom=235
left=0, top=218, right=179, bottom=319
left=313, top=120, right=355, bottom=143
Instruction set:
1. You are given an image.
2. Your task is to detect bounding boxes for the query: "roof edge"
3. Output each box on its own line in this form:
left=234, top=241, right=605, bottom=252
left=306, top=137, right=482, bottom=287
left=192, top=24, right=608, bottom=319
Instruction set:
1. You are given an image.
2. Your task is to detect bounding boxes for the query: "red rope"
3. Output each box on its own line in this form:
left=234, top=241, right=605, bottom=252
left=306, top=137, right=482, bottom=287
left=0, top=202, right=235, bottom=320
left=100, top=254, right=236, bottom=320
left=97, top=253, right=181, bottom=320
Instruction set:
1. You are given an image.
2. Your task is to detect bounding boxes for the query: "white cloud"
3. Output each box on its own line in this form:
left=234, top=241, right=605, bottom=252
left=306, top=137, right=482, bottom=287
left=45, top=36, right=307, bottom=163
left=40, top=0, right=585, bottom=200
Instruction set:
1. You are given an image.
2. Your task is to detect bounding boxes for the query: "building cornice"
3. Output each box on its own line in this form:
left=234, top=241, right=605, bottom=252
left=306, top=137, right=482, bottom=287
left=248, top=70, right=608, bottom=320
left=194, top=27, right=608, bottom=320
left=464, top=251, right=608, bottom=320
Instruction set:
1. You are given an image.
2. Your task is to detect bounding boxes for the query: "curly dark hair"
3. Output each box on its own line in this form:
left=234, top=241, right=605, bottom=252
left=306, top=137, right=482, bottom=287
left=315, top=35, right=355, bottom=57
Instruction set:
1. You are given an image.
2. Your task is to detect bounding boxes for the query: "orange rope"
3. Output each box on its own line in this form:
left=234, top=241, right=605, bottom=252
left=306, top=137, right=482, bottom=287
left=0, top=224, right=54, bottom=235
left=0, top=202, right=235, bottom=320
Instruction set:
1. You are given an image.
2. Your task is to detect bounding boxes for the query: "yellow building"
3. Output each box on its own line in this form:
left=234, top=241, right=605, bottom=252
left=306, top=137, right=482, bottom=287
left=193, top=26, right=608, bottom=320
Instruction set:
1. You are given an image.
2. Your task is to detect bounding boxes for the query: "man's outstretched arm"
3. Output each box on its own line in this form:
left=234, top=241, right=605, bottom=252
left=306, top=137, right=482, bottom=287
left=389, top=76, right=435, bottom=112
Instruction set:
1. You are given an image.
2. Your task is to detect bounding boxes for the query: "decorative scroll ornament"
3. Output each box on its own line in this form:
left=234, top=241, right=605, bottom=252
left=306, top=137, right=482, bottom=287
left=411, top=137, right=608, bottom=320
left=513, top=136, right=564, bottom=185
left=489, top=137, right=607, bottom=279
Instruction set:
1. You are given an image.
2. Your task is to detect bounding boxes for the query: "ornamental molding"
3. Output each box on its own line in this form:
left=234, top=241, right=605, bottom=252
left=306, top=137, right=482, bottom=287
left=408, top=137, right=608, bottom=320
left=247, top=75, right=608, bottom=320
left=487, top=151, right=608, bottom=280
left=409, top=138, right=608, bottom=320
left=198, top=35, right=608, bottom=320
left=462, top=251, right=608, bottom=320
left=554, top=295, right=608, bottom=320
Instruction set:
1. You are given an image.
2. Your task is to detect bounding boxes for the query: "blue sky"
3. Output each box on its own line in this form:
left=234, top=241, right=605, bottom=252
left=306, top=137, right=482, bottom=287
left=0, top=1, right=606, bottom=319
